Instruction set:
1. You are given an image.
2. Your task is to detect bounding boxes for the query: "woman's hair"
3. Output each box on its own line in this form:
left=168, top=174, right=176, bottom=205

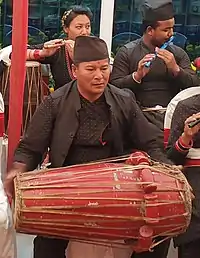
left=61, top=5, right=93, bottom=28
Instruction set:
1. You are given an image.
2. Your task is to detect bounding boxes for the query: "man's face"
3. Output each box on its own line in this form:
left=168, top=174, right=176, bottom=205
left=73, top=59, right=110, bottom=100
left=64, top=15, right=91, bottom=41
left=149, top=18, right=174, bottom=47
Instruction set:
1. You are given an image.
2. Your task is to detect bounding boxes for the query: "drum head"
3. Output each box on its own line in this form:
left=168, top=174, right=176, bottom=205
left=25, top=61, right=40, bottom=68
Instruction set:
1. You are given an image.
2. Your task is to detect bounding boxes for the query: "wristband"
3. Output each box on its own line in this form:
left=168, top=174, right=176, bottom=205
left=132, top=72, right=141, bottom=84
left=33, top=49, right=43, bottom=60
left=175, top=135, right=193, bottom=153
left=179, top=135, right=193, bottom=149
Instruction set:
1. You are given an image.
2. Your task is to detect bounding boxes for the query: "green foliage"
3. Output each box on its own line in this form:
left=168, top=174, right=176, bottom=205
left=28, top=32, right=48, bottom=45
left=186, top=43, right=200, bottom=61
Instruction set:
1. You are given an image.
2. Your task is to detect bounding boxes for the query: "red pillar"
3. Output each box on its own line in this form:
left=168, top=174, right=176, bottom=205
left=7, top=0, right=28, bottom=169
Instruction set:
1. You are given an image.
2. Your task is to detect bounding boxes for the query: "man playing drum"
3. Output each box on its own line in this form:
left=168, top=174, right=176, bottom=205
left=4, top=35, right=172, bottom=258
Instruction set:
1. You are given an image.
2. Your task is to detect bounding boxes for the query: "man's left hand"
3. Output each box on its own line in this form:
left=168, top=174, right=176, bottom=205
left=125, top=151, right=150, bottom=166
left=156, top=48, right=180, bottom=76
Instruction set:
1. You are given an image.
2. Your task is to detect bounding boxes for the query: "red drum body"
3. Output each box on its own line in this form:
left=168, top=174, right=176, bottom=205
left=14, top=162, right=192, bottom=252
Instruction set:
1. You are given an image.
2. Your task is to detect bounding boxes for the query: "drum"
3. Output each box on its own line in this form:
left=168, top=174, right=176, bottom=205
left=0, top=61, right=44, bottom=134
left=14, top=159, right=192, bottom=253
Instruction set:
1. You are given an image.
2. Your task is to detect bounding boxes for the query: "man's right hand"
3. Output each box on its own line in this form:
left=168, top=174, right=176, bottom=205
left=134, top=54, right=156, bottom=82
left=4, top=176, right=15, bottom=200
left=3, top=163, right=27, bottom=201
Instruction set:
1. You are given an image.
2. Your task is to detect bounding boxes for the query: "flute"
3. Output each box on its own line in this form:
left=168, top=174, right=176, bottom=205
left=43, top=40, right=67, bottom=49
left=188, top=118, right=200, bottom=128
left=145, top=35, right=174, bottom=68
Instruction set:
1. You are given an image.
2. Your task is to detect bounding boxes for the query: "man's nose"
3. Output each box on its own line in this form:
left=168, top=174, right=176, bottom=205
left=94, top=69, right=103, bottom=79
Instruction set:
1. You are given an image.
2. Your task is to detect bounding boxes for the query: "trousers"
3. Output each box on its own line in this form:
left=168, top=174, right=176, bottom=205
left=178, top=239, right=200, bottom=258
left=33, top=236, right=68, bottom=258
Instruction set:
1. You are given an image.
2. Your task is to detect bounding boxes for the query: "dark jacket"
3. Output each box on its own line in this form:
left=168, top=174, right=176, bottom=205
left=14, top=81, right=171, bottom=171
left=167, top=95, right=200, bottom=246
left=110, top=38, right=200, bottom=107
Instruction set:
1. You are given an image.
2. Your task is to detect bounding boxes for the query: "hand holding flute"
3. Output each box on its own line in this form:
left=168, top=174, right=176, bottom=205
left=132, top=36, right=180, bottom=83
left=132, top=54, right=155, bottom=83
left=145, top=36, right=174, bottom=68
left=40, top=39, right=75, bottom=59
left=181, top=113, right=200, bottom=146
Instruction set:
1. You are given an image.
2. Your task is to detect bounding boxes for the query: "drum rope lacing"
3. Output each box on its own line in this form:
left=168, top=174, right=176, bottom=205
left=0, top=62, right=44, bottom=134
left=23, top=64, right=43, bottom=133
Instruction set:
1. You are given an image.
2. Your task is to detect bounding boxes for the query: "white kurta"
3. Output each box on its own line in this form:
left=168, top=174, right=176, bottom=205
left=66, top=241, right=133, bottom=258
left=0, top=92, right=17, bottom=258
left=0, top=180, right=16, bottom=258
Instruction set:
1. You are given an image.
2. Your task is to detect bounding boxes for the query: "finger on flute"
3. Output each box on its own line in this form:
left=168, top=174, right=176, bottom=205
left=188, top=118, right=200, bottom=128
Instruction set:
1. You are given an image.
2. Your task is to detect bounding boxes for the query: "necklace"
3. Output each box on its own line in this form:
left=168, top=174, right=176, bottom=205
left=65, top=44, right=75, bottom=80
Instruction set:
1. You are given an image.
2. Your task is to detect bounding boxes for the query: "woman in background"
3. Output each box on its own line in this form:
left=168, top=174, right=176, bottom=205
left=27, top=5, right=93, bottom=89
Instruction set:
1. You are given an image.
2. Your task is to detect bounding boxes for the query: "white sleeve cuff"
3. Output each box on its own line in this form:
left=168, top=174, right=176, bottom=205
left=132, top=72, right=141, bottom=84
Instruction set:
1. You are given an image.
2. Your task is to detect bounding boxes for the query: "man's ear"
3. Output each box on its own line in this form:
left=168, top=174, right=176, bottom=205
left=146, top=26, right=154, bottom=36
left=72, top=64, right=77, bottom=79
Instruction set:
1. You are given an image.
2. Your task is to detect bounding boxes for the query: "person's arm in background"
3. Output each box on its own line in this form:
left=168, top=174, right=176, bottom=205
left=166, top=101, right=200, bottom=165
left=26, top=39, right=74, bottom=64
left=174, top=48, right=200, bottom=88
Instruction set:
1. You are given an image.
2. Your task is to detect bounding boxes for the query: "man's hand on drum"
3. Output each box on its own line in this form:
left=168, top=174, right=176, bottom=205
left=3, top=163, right=27, bottom=202
left=3, top=173, right=15, bottom=202
left=125, top=151, right=150, bottom=166
left=40, top=39, right=75, bottom=59
left=181, top=113, right=200, bottom=146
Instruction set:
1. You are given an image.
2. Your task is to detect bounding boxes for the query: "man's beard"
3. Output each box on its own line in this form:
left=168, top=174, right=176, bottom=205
left=151, top=38, right=163, bottom=48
